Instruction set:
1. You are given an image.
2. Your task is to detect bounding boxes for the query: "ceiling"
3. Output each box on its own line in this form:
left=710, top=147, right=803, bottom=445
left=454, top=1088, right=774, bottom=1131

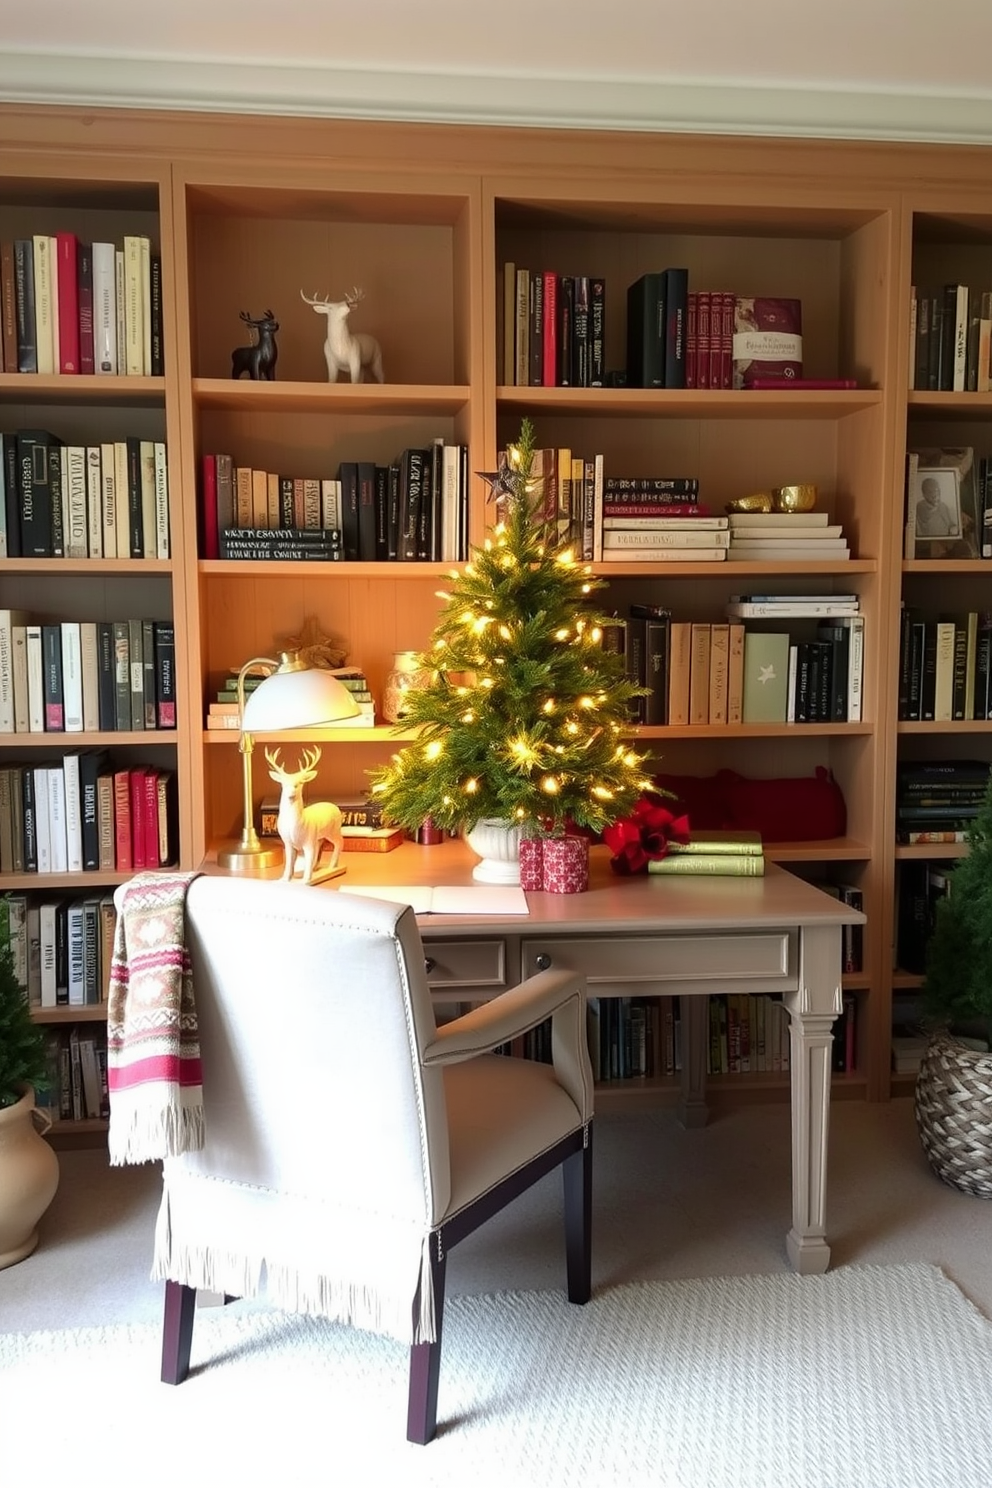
left=4, top=1, right=992, bottom=144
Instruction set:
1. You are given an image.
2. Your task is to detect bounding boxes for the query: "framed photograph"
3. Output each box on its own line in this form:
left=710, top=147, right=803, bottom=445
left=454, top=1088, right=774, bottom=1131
left=907, top=447, right=980, bottom=560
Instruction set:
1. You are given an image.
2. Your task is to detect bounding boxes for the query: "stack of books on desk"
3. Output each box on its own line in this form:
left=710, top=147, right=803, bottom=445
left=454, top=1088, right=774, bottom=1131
left=647, top=830, right=765, bottom=876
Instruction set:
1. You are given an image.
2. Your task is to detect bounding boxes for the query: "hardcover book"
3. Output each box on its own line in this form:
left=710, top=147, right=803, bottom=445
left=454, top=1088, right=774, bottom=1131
left=732, top=297, right=803, bottom=388
left=742, top=631, right=790, bottom=723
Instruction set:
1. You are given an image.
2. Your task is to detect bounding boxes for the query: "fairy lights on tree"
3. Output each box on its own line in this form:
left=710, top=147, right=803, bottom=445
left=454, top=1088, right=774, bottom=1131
left=369, top=420, right=651, bottom=837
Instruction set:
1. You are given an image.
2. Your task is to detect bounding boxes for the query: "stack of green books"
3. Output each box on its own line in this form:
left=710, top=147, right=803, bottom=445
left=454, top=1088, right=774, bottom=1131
left=647, top=829, right=764, bottom=877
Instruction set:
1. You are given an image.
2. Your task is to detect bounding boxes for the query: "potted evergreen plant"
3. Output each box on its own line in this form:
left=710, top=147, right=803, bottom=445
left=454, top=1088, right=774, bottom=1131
left=916, top=771, right=992, bottom=1196
left=0, top=945, right=60, bottom=1268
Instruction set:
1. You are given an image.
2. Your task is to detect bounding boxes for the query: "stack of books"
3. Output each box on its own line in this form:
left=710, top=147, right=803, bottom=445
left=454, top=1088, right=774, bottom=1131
left=727, top=511, right=850, bottom=561
left=602, top=514, right=729, bottom=563
left=646, top=830, right=764, bottom=877
left=260, top=793, right=403, bottom=852
left=206, top=667, right=376, bottom=731
left=331, top=668, right=376, bottom=727
left=205, top=671, right=265, bottom=731
left=896, top=758, right=990, bottom=843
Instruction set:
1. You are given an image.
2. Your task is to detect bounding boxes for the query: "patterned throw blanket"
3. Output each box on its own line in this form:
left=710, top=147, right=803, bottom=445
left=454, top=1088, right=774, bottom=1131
left=107, top=870, right=204, bottom=1165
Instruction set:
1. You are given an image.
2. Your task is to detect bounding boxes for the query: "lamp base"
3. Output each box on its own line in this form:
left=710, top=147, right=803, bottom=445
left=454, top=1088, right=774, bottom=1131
left=217, top=842, right=284, bottom=874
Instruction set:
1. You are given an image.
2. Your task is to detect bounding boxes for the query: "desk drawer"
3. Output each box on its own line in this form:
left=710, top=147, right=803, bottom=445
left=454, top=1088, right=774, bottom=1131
left=423, top=939, right=507, bottom=992
left=521, top=932, right=797, bottom=995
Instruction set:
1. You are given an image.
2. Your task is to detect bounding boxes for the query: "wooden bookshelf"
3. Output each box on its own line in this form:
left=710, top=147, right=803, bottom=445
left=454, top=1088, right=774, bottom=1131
left=4, top=105, right=992, bottom=1132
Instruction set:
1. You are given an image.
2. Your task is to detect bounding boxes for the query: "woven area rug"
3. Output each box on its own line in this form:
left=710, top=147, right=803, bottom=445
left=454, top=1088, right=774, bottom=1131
left=3, top=1263, right=991, bottom=1487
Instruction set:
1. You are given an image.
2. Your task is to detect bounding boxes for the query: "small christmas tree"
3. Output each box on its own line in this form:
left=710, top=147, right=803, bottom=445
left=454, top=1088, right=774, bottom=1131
left=370, top=420, right=651, bottom=837
left=0, top=945, right=50, bottom=1109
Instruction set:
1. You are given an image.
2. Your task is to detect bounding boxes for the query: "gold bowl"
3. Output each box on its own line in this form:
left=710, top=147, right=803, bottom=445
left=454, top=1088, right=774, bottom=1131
left=726, top=491, right=775, bottom=513
left=773, top=483, right=818, bottom=512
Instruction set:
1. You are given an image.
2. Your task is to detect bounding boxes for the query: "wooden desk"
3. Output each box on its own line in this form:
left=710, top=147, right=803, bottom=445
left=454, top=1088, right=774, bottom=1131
left=331, top=840, right=864, bottom=1275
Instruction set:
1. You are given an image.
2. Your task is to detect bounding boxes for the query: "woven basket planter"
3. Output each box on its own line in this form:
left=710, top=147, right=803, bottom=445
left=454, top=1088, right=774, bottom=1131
left=915, top=1034, right=992, bottom=1198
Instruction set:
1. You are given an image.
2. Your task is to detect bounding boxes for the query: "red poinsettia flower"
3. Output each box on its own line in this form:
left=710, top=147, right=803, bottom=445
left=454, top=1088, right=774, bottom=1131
left=602, top=792, right=691, bottom=875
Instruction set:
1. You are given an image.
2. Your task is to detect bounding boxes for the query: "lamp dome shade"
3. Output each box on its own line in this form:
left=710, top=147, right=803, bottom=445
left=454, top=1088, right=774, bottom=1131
left=242, top=666, right=360, bottom=730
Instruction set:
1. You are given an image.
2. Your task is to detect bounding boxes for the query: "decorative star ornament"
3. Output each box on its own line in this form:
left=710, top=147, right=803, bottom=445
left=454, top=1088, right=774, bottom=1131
left=477, top=454, right=519, bottom=510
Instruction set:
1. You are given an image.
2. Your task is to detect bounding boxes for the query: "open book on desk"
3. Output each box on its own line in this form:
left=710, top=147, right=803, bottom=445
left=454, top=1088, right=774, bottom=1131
left=340, top=884, right=529, bottom=915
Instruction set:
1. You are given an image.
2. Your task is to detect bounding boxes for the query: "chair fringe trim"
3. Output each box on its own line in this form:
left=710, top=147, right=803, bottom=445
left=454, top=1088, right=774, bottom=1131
left=152, top=1193, right=438, bottom=1344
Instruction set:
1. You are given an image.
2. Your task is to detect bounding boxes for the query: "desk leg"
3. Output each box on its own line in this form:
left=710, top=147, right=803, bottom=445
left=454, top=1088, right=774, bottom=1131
left=784, top=922, right=842, bottom=1275
left=678, top=995, right=709, bottom=1129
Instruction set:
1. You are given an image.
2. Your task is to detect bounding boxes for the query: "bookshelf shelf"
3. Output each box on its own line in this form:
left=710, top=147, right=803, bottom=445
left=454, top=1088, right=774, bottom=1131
left=497, top=386, right=882, bottom=420
left=0, top=731, right=178, bottom=748
left=31, top=1005, right=108, bottom=1025
left=192, top=379, right=472, bottom=416
left=198, top=559, right=462, bottom=579
left=0, top=371, right=165, bottom=403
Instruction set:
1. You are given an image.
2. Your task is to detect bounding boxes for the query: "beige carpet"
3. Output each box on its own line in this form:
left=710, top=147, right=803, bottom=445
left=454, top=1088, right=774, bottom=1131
left=3, top=1263, right=991, bottom=1487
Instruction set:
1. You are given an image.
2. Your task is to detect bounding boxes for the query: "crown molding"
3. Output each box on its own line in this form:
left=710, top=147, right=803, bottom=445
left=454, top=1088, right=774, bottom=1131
left=3, top=51, right=992, bottom=144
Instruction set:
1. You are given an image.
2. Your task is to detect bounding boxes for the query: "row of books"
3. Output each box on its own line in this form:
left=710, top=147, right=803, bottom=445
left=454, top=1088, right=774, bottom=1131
left=611, top=602, right=864, bottom=726
left=502, top=266, right=606, bottom=389
left=1, top=429, right=171, bottom=560
left=1, top=889, right=117, bottom=1009
left=203, top=443, right=469, bottom=563
left=895, top=758, right=990, bottom=844
left=630, top=280, right=806, bottom=392
left=897, top=858, right=953, bottom=975
left=38, top=1028, right=110, bottom=1123
left=524, top=449, right=712, bottom=562
left=0, top=232, right=163, bottom=378
left=206, top=668, right=376, bottom=730
left=897, top=609, right=992, bottom=721
left=477, top=985, right=863, bottom=1081
left=0, top=614, right=177, bottom=734
left=0, top=756, right=178, bottom=876
left=726, top=510, right=851, bottom=562
left=909, top=284, right=992, bottom=393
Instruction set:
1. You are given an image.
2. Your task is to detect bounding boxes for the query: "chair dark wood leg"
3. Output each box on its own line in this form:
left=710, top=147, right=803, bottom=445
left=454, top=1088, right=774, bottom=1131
left=406, top=1238, right=448, bottom=1444
left=563, top=1125, right=593, bottom=1304
left=161, top=1280, right=197, bottom=1384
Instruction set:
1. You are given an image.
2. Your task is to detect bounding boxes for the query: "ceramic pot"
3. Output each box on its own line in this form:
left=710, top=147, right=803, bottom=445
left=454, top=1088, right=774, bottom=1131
left=542, top=835, right=590, bottom=893
left=0, top=1086, right=60, bottom=1270
left=464, top=818, right=523, bottom=884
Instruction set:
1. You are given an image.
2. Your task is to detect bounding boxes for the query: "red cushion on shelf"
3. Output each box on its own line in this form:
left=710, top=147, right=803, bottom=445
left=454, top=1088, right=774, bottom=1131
left=653, top=766, right=846, bottom=842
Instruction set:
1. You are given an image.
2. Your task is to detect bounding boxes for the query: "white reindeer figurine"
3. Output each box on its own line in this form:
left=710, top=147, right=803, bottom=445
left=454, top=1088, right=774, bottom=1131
left=299, top=287, right=385, bottom=384
left=265, top=745, right=344, bottom=884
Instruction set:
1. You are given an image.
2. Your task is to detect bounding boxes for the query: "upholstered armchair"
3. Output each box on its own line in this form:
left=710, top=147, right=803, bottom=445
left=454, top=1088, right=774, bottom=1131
left=147, top=875, right=593, bottom=1444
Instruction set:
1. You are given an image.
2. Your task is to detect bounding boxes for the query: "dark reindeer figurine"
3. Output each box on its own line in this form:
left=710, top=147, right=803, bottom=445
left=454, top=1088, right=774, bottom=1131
left=231, top=309, right=279, bottom=380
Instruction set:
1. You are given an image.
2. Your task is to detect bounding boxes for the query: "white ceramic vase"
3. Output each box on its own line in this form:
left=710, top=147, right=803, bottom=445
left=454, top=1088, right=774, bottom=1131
left=0, top=1086, right=60, bottom=1270
left=464, top=817, right=523, bottom=884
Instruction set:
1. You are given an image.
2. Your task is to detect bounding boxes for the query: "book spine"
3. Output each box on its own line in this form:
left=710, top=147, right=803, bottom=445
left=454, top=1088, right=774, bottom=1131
left=149, top=254, right=164, bottom=375
left=154, top=621, right=177, bottom=728
left=647, top=853, right=765, bottom=876
left=92, top=242, right=117, bottom=375
left=55, top=232, right=80, bottom=374
left=0, top=241, right=17, bottom=373
left=14, top=240, right=37, bottom=373
left=77, top=242, right=94, bottom=374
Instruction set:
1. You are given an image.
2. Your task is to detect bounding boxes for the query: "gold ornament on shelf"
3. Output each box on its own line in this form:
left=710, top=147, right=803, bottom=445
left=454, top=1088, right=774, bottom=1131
left=726, top=491, right=775, bottom=513
left=773, top=483, right=818, bottom=512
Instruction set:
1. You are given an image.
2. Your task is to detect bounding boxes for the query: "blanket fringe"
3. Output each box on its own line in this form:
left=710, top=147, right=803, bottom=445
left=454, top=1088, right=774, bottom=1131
left=109, top=1105, right=205, bottom=1167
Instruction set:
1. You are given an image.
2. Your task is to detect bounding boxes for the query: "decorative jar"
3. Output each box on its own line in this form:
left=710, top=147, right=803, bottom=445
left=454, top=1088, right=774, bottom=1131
left=383, top=651, right=431, bottom=724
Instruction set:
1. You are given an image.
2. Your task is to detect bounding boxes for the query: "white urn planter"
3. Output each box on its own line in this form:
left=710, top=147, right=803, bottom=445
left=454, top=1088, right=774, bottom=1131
left=0, top=1086, right=60, bottom=1270
left=464, top=818, right=523, bottom=884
